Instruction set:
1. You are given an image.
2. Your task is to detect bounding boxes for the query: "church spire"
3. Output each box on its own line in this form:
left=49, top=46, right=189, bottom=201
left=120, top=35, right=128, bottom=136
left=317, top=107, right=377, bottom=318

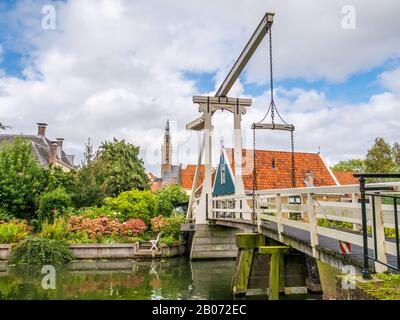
left=161, top=119, right=172, bottom=176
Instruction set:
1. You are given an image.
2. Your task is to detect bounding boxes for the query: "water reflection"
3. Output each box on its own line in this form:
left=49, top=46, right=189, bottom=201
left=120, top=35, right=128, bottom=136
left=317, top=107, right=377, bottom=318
left=0, top=258, right=235, bottom=300
left=0, top=258, right=338, bottom=300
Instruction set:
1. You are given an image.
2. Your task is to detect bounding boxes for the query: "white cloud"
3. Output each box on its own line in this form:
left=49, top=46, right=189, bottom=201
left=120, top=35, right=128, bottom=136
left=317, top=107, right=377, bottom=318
left=0, top=0, right=399, bottom=175
left=379, top=67, right=400, bottom=93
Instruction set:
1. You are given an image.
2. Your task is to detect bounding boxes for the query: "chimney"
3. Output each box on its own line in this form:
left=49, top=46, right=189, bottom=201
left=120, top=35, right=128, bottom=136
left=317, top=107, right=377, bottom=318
left=56, top=138, right=64, bottom=149
left=37, top=123, right=48, bottom=137
left=49, top=141, right=58, bottom=166
left=305, top=172, right=315, bottom=187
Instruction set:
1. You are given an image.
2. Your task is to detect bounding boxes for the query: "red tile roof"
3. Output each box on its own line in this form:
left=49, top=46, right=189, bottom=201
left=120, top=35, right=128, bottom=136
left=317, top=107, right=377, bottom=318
left=333, top=171, right=358, bottom=185
left=150, top=180, right=162, bottom=193
left=180, top=165, right=205, bottom=190
left=225, top=148, right=337, bottom=190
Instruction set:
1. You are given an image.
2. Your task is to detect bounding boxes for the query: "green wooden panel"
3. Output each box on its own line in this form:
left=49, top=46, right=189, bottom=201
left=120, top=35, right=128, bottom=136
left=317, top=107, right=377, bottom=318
left=232, top=248, right=254, bottom=295
left=236, top=233, right=264, bottom=249
left=258, top=246, right=290, bottom=255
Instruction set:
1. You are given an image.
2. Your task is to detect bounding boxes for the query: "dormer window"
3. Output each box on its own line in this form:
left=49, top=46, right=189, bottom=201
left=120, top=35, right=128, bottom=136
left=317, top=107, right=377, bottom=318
left=220, top=164, right=226, bottom=185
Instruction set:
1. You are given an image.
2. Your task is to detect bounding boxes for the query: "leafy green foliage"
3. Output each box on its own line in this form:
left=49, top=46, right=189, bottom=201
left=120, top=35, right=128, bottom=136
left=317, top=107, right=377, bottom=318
left=317, top=219, right=353, bottom=230
left=70, top=206, right=122, bottom=220
left=71, top=162, right=106, bottom=208
left=72, top=138, right=149, bottom=207
left=0, top=221, right=30, bottom=244
left=0, top=208, right=14, bottom=222
left=0, top=138, right=75, bottom=220
left=104, top=189, right=156, bottom=224
left=37, top=188, right=72, bottom=224
left=98, top=138, right=149, bottom=196
left=39, top=218, right=68, bottom=240
left=365, top=137, right=396, bottom=174
left=155, top=184, right=189, bottom=217
left=0, top=138, right=43, bottom=219
left=9, top=238, right=74, bottom=265
left=331, top=159, right=365, bottom=173
left=151, top=213, right=186, bottom=244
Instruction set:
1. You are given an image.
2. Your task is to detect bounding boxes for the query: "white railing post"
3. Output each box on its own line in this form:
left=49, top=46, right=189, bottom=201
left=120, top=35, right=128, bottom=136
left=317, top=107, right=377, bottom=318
left=371, top=193, right=388, bottom=273
left=307, top=193, right=319, bottom=258
left=276, top=193, right=283, bottom=242
left=351, top=192, right=362, bottom=232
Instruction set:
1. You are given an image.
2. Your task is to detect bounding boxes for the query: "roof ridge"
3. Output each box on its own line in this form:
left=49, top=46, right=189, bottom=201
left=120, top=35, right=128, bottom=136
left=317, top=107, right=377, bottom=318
left=224, top=147, right=320, bottom=156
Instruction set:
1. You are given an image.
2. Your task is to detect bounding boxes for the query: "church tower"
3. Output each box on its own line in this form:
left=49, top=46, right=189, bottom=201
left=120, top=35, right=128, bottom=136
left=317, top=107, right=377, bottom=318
left=161, top=120, right=172, bottom=176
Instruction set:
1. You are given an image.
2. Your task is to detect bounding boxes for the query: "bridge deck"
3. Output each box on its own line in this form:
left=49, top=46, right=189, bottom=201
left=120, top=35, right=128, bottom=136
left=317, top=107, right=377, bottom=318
left=210, top=217, right=399, bottom=273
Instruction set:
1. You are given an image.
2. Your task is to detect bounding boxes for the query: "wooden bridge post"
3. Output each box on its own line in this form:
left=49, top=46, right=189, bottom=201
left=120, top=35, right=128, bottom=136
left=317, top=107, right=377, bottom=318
left=232, top=233, right=264, bottom=296
left=276, top=194, right=283, bottom=242
left=371, top=193, right=388, bottom=273
left=258, top=246, right=290, bottom=300
left=307, top=193, right=319, bottom=258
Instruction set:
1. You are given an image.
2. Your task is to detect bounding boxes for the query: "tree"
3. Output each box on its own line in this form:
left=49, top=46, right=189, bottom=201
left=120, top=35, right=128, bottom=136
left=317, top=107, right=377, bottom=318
left=98, top=138, right=149, bottom=196
left=0, top=137, right=43, bottom=218
left=155, top=184, right=189, bottom=217
left=72, top=138, right=149, bottom=207
left=392, top=142, right=400, bottom=169
left=331, top=159, right=365, bottom=173
left=72, top=161, right=106, bottom=208
left=365, top=137, right=395, bottom=174
left=0, top=137, right=75, bottom=219
left=82, top=137, right=95, bottom=166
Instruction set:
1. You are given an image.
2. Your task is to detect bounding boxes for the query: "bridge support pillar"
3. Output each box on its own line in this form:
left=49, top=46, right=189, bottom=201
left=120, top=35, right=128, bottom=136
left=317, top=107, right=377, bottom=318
left=232, top=233, right=264, bottom=296
left=189, top=224, right=238, bottom=260
left=232, top=233, right=322, bottom=299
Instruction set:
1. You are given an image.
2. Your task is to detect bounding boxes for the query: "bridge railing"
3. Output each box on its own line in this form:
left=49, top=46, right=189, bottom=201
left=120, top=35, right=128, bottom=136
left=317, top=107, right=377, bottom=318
left=211, top=181, right=400, bottom=272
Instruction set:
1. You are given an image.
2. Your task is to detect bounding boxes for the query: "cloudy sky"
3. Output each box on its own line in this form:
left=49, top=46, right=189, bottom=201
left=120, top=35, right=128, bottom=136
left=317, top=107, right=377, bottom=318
left=0, top=0, right=399, bottom=175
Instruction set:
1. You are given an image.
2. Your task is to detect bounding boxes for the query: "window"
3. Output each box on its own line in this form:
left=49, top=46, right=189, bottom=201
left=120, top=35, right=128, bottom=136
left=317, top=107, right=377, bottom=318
left=220, top=164, right=226, bottom=185
left=289, top=196, right=301, bottom=204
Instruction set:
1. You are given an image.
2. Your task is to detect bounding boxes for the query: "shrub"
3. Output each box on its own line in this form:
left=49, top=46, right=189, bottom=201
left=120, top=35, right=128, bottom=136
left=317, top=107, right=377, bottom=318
left=104, top=189, right=156, bottom=224
left=67, top=215, right=123, bottom=242
left=0, top=208, right=14, bottom=222
left=151, top=215, right=168, bottom=234
left=121, top=219, right=147, bottom=237
left=160, top=214, right=186, bottom=240
left=155, top=184, right=189, bottom=217
left=71, top=206, right=122, bottom=220
left=151, top=213, right=186, bottom=244
left=9, top=238, right=74, bottom=265
left=0, top=221, right=30, bottom=244
left=37, top=188, right=72, bottom=223
left=39, top=218, right=68, bottom=240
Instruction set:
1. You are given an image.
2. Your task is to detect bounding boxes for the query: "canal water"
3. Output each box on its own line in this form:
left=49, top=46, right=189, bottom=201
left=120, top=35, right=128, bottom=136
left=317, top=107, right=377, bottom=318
left=0, top=258, right=339, bottom=300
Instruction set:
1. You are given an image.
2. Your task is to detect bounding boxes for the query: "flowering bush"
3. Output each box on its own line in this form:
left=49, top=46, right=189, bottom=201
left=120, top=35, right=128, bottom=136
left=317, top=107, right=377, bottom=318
left=150, top=215, right=168, bottom=234
left=150, top=214, right=186, bottom=244
left=67, top=215, right=122, bottom=241
left=67, top=215, right=146, bottom=242
left=121, top=219, right=147, bottom=237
